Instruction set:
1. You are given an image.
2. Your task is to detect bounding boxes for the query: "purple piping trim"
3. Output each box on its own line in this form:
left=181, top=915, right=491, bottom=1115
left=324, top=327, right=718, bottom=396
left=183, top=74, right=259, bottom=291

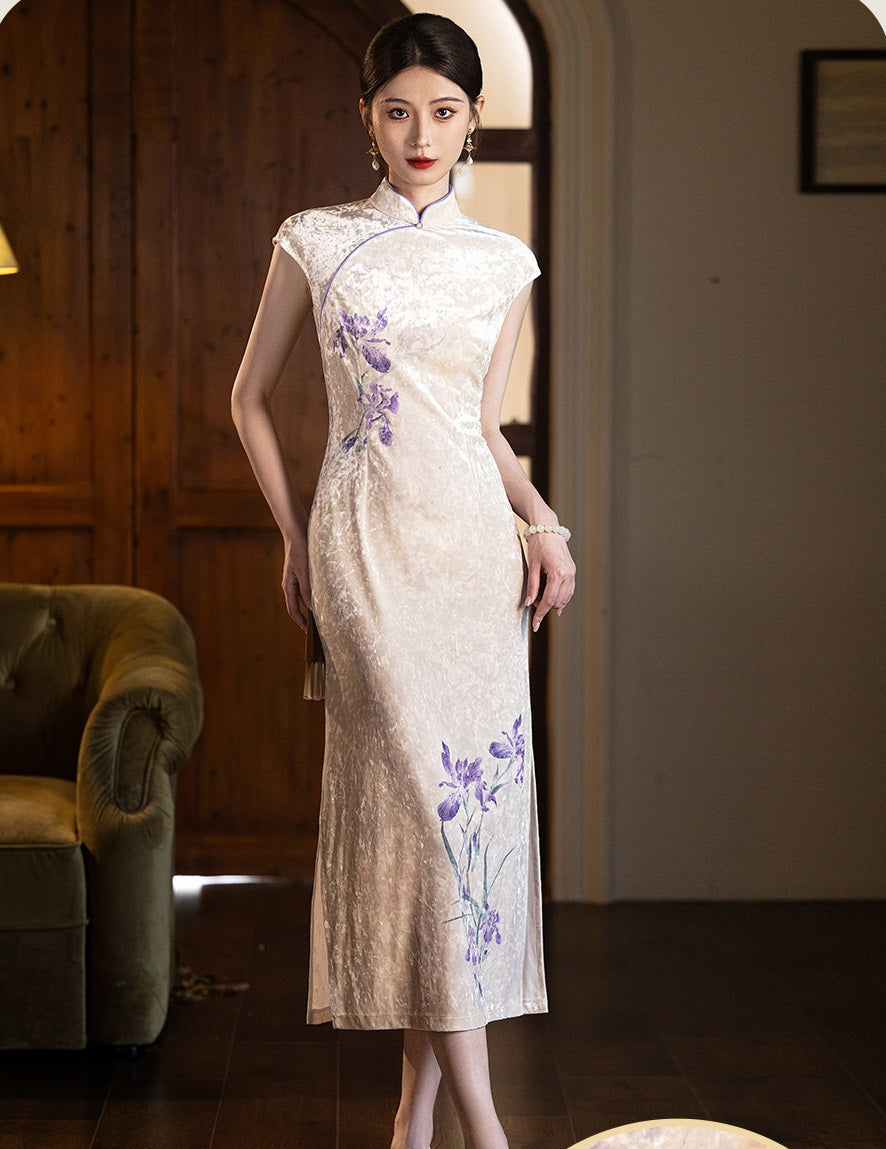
left=320, top=225, right=411, bottom=315
left=319, top=183, right=456, bottom=315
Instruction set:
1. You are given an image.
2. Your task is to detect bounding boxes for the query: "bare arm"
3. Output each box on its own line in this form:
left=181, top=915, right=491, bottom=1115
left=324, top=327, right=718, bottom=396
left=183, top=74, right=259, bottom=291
left=231, top=245, right=314, bottom=627
left=480, top=283, right=576, bottom=631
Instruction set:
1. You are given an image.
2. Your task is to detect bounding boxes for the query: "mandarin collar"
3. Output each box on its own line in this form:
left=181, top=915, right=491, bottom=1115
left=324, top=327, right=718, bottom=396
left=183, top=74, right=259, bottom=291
left=370, top=179, right=462, bottom=227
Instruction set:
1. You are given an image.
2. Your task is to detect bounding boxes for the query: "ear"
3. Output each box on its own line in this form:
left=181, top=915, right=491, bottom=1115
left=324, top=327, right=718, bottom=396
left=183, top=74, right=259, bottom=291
left=470, top=94, right=486, bottom=130
left=359, top=97, right=372, bottom=132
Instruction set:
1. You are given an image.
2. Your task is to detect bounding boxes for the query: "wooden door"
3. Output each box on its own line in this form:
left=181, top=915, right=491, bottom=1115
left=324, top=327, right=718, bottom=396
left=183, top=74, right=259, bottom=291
left=130, top=0, right=406, bottom=874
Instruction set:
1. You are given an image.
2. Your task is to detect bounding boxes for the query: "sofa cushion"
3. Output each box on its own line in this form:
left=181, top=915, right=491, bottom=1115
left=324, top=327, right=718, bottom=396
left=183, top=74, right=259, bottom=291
left=0, top=775, right=79, bottom=845
left=0, top=601, right=89, bottom=781
left=0, top=776, right=86, bottom=930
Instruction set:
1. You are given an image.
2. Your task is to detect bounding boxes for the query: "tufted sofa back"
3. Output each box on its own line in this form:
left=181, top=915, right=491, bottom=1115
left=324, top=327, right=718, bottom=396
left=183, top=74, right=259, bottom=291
left=0, top=584, right=197, bottom=783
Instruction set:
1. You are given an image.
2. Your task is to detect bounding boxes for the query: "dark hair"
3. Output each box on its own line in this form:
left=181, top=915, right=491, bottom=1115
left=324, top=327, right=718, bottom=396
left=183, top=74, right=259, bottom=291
left=360, top=13, right=483, bottom=111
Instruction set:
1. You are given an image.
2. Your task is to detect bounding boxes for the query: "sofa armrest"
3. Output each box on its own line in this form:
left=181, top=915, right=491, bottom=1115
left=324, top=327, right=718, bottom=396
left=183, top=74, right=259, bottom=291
left=79, top=590, right=203, bottom=811
left=73, top=591, right=203, bottom=1045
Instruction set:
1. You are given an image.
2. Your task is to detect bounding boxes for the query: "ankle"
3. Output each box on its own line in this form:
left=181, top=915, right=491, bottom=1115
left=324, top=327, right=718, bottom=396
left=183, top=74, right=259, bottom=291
left=461, top=1117, right=509, bottom=1149
left=391, top=1109, right=434, bottom=1149
left=390, top=1132, right=433, bottom=1149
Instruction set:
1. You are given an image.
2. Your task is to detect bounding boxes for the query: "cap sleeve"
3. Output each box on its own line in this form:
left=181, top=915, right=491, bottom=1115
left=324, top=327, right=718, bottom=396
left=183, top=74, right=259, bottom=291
left=518, top=243, right=540, bottom=292
left=504, top=238, right=540, bottom=310
left=273, top=214, right=309, bottom=275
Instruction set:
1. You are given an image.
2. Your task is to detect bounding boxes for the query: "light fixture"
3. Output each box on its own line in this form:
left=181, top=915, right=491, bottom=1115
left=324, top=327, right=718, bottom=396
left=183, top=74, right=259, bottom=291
left=0, top=222, right=19, bottom=274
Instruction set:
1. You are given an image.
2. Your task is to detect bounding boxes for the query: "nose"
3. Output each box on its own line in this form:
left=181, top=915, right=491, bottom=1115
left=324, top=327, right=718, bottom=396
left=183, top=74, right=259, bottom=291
left=411, top=114, right=432, bottom=148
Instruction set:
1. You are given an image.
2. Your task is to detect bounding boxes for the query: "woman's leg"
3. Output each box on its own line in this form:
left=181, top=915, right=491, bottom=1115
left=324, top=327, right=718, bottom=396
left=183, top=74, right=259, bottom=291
left=391, top=1029, right=443, bottom=1149
left=429, top=1027, right=508, bottom=1149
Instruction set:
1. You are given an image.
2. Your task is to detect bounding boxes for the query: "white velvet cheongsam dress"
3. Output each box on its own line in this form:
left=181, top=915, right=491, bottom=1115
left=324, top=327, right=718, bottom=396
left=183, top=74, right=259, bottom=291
left=274, top=179, right=547, bottom=1031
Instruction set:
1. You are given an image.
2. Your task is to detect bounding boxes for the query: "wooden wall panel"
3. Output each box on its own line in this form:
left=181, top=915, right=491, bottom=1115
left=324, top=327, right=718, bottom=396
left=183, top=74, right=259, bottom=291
left=87, top=0, right=134, bottom=583
left=170, top=0, right=383, bottom=501
left=0, top=529, right=93, bottom=584
left=0, top=0, right=132, bottom=584
left=133, top=0, right=406, bottom=873
left=174, top=529, right=325, bottom=874
left=0, top=0, right=91, bottom=487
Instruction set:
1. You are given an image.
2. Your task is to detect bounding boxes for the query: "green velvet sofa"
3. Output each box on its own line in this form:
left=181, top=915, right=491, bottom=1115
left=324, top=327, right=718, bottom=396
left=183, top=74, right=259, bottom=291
left=0, top=584, right=203, bottom=1050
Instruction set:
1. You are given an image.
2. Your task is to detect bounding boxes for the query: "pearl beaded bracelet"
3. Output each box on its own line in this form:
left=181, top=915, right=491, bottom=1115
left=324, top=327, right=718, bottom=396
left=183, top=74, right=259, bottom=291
left=523, top=523, right=572, bottom=542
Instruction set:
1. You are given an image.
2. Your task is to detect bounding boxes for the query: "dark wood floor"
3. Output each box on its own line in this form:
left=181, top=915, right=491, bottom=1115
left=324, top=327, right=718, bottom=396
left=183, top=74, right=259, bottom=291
left=0, top=886, right=884, bottom=1149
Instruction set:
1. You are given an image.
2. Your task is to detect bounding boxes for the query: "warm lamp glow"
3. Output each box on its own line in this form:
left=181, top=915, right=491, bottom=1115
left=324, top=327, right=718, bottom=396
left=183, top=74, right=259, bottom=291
left=0, top=223, right=19, bottom=274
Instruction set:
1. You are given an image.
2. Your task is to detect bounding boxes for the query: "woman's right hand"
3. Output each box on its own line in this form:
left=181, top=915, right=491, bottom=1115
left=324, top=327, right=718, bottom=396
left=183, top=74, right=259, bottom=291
left=282, top=539, right=311, bottom=629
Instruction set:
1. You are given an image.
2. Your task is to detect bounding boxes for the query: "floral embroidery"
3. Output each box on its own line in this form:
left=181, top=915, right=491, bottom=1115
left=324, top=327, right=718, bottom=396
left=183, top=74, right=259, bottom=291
left=437, top=715, right=525, bottom=998
left=489, top=715, right=526, bottom=785
left=437, top=748, right=496, bottom=823
left=333, top=308, right=399, bottom=452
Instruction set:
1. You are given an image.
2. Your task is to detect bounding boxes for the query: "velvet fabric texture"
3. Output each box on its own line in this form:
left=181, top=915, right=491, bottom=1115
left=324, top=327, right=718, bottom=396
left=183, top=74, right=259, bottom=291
left=274, top=181, right=547, bottom=1031
left=0, top=584, right=203, bottom=1050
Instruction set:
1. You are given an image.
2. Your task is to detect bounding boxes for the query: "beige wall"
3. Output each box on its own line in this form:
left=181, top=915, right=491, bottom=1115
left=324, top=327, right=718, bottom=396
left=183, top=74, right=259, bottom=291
left=604, top=0, right=886, bottom=897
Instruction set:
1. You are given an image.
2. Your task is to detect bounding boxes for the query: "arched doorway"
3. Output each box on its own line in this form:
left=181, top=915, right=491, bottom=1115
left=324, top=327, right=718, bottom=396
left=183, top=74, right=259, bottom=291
left=523, top=0, right=615, bottom=902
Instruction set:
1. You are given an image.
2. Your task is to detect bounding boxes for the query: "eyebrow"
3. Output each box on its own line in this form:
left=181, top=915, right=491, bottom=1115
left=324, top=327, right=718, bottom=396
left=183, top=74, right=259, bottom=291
left=381, top=95, right=465, bottom=106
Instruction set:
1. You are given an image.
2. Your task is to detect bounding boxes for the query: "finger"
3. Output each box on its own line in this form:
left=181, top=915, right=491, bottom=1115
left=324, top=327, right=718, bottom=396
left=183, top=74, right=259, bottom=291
left=531, top=583, right=558, bottom=631
left=532, top=572, right=572, bottom=631
left=556, top=588, right=574, bottom=616
left=532, top=600, right=553, bottom=632
left=524, top=559, right=542, bottom=607
left=282, top=570, right=310, bottom=629
left=554, top=574, right=576, bottom=615
left=285, top=591, right=307, bottom=630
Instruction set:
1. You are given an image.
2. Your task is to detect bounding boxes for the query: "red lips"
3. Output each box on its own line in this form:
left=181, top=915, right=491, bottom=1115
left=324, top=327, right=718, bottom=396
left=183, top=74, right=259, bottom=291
left=407, top=158, right=436, bottom=169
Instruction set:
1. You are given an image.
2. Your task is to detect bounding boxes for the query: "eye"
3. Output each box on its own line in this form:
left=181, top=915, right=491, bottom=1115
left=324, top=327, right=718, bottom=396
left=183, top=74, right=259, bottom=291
left=436, top=107, right=457, bottom=119
left=388, top=108, right=409, bottom=120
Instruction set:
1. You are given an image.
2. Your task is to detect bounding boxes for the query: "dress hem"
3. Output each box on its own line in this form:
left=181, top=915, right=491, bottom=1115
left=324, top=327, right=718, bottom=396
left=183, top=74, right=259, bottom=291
left=307, top=998, right=548, bottom=1031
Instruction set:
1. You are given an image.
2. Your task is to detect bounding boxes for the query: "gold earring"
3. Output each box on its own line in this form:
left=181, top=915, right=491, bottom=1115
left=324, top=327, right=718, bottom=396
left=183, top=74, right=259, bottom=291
left=367, top=134, right=381, bottom=172
left=464, top=129, right=475, bottom=165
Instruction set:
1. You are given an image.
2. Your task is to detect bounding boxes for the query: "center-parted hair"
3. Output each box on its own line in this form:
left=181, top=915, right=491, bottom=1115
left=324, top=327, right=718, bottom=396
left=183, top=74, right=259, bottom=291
left=359, top=13, right=483, bottom=111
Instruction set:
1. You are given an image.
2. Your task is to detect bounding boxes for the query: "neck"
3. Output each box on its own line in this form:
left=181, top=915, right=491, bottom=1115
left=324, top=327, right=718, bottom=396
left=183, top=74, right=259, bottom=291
left=387, top=174, right=452, bottom=214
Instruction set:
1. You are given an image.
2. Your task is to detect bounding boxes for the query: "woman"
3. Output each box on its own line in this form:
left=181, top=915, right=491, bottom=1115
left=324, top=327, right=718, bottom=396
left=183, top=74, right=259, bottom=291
left=232, top=14, right=575, bottom=1149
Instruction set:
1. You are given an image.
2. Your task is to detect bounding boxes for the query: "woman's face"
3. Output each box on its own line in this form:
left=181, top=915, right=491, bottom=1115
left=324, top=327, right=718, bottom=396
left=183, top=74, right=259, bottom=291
left=361, top=66, right=482, bottom=207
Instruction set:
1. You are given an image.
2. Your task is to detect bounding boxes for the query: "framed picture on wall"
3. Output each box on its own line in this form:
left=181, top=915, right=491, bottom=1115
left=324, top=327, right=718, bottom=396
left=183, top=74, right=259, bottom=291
left=800, top=49, right=886, bottom=192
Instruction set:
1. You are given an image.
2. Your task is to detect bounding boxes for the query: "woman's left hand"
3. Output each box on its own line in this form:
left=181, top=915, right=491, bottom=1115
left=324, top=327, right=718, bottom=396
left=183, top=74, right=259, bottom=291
left=525, top=533, right=576, bottom=632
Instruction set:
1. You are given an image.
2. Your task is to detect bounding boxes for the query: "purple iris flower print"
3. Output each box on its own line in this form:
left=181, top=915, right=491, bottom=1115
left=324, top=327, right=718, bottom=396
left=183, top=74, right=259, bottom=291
left=465, top=905, right=502, bottom=968
left=437, top=743, right=496, bottom=822
left=333, top=309, right=392, bottom=371
left=361, top=381, right=399, bottom=445
left=437, top=719, right=524, bottom=998
left=333, top=308, right=399, bottom=452
left=465, top=926, right=480, bottom=967
left=483, top=906, right=502, bottom=946
left=489, top=714, right=526, bottom=785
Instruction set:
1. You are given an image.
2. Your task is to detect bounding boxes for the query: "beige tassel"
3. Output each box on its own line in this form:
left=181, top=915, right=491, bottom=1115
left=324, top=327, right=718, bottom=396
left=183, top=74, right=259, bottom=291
left=303, top=611, right=326, bottom=700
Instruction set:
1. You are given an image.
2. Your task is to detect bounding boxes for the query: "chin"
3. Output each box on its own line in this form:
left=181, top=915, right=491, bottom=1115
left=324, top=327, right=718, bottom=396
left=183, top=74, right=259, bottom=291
left=397, top=164, right=450, bottom=183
